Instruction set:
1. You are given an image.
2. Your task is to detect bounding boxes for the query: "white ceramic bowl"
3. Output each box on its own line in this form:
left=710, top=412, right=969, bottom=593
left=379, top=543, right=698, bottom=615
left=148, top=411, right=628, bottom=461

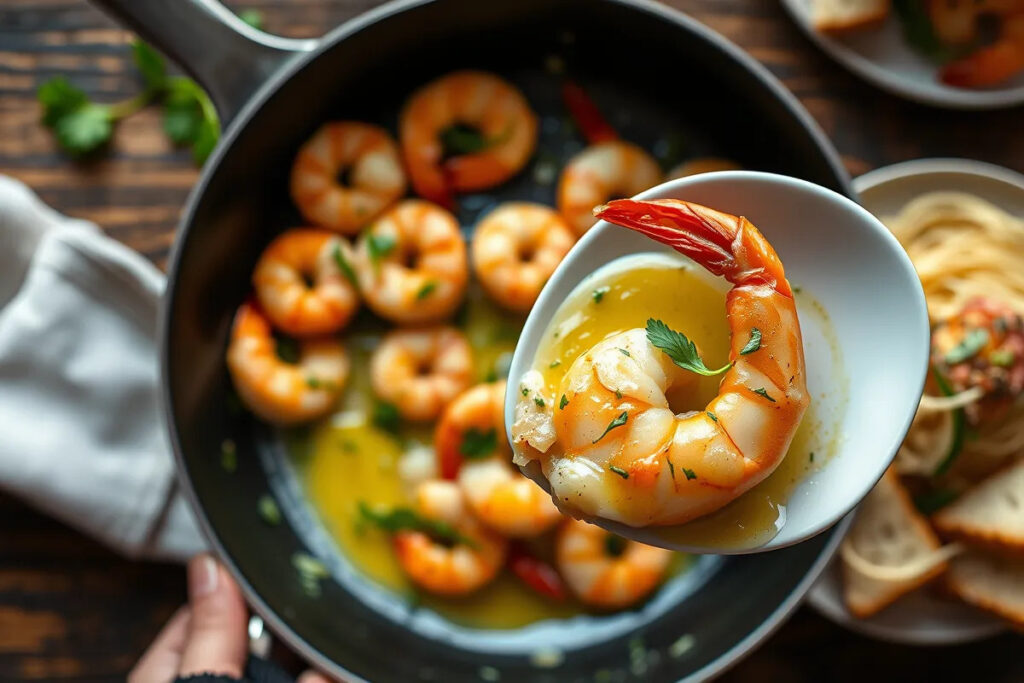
left=808, top=158, right=1024, bottom=644
left=505, top=171, right=930, bottom=554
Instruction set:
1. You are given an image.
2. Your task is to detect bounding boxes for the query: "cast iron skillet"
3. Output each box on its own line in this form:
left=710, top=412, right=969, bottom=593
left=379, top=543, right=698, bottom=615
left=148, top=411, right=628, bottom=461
left=92, top=0, right=854, bottom=680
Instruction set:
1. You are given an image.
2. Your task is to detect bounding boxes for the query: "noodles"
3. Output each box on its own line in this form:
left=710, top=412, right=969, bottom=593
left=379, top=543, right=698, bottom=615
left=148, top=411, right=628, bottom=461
left=884, top=192, right=1024, bottom=481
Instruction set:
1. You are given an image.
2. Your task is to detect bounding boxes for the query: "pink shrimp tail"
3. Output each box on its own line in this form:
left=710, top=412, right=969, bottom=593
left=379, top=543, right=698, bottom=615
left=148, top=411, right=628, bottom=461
left=594, top=198, right=792, bottom=295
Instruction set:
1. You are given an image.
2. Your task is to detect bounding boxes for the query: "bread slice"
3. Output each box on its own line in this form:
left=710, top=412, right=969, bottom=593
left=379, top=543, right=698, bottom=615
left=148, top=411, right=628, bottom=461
left=842, top=467, right=949, bottom=618
left=933, top=459, right=1024, bottom=553
left=946, top=550, right=1024, bottom=629
left=812, top=0, right=890, bottom=33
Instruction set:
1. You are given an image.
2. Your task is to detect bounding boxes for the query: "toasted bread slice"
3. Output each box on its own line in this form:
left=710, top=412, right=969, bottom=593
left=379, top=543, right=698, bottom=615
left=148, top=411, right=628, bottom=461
left=933, top=459, right=1024, bottom=553
left=842, top=468, right=949, bottom=618
left=812, top=0, right=890, bottom=33
left=946, top=550, right=1024, bottom=629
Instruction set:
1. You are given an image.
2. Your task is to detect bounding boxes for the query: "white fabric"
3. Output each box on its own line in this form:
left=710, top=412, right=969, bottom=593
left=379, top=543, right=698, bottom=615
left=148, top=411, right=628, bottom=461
left=0, top=175, right=205, bottom=561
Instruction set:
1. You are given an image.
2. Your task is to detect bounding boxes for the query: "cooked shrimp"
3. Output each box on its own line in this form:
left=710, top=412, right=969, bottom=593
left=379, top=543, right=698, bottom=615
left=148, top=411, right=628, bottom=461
left=471, top=203, right=575, bottom=311
left=370, top=326, right=473, bottom=422
left=434, top=381, right=562, bottom=536
left=226, top=301, right=348, bottom=425
left=252, top=228, right=359, bottom=337
left=393, top=480, right=507, bottom=596
left=665, top=157, right=741, bottom=181
left=400, top=70, right=538, bottom=205
left=290, top=122, right=406, bottom=234
left=941, top=13, right=1024, bottom=88
left=353, top=200, right=468, bottom=324
left=513, top=199, right=809, bottom=527
left=555, top=518, right=671, bottom=609
left=928, top=0, right=1023, bottom=44
left=557, top=141, right=661, bottom=237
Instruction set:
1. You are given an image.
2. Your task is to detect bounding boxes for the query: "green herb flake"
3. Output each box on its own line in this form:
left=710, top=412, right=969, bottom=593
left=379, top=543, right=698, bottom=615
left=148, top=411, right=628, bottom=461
left=132, top=41, right=167, bottom=90
left=989, top=349, right=1015, bottom=367
left=614, top=389, right=623, bottom=399
left=646, top=318, right=732, bottom=376
left=306, top=376, right=335, bottom=390
left=258, top=494, right=281, bottom=525
left=913, top=488, right=959, bottom=515
left=292, top=551, right=329, bottom=597
left=238, top=8, right=264, bottom=29
left=220, top=439, right=237, bottom=473
left=358, top=501, right=476, bottom=548
left=809, top=451, right=815, bottom=463
left=682, top=467, right=697, bottom=481
left=366, top=233, right=397, bottom=265
left=752, top=387, right=776, bottom=403
left=945, top=328, right=990, bottom=365
left=439, top=122, right=513, bottom=158
left=592, top=286, right=610, bottom=303
left=372, top=401, right=401, bottom=433
left=559, top=394, right=569, bottom=410
left=415, top=280, right=437, bottom=300
left=332, top=243, right=358, bottom=286
left=460, top=428, right=498, bottom=459
left=549, top=360, right=561, bottom=368
left=593, top=411, right=628, bottom=443
left=740, top=327, right=762, bottom=355
left=706, top=411, right=718, bottom=423
left=609, top=465, right=630, bottom=479
left=521, top=387, right=530, bottom=396
left=534, top=396, right=546, bottom=408
left=667, top=457, right=675, bottom=479
left=618, top=348, right=631, bottom=357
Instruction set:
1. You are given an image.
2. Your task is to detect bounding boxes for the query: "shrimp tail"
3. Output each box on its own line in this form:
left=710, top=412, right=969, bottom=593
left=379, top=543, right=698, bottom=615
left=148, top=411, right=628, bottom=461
left=595, top=198, right=792, bottom=295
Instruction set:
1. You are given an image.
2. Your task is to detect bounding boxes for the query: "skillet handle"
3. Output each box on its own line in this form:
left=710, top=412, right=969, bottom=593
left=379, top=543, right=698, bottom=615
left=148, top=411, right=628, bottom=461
left=89, top=0, right=316, bottom=124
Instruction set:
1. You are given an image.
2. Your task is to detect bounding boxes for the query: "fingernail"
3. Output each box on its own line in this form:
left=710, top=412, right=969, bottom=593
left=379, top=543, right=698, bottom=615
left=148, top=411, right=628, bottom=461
left=188, top=554, right=219, bottom=600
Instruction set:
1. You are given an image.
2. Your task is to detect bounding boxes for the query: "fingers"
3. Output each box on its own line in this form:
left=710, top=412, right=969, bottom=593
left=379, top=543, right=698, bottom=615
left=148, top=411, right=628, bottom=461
left=128, top=607, right=191, bottom=683
left=177, top=554, right=249, bottom=678
left=298, top=672, right=339, bottom=683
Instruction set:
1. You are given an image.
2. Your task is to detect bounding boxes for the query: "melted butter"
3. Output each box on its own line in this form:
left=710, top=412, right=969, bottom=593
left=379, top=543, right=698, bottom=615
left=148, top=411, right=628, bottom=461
left=528, top=259, right=840, bottom=549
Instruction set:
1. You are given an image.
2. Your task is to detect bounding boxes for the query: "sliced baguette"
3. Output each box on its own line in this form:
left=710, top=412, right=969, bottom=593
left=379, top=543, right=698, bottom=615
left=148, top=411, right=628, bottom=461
left=842, top=467, right=949, bottom=618
left=812, top=0, right=890, bottom=34
left=946, top=550, right=1024, bottom=629
left=933, top=459, right=1024, bottom=553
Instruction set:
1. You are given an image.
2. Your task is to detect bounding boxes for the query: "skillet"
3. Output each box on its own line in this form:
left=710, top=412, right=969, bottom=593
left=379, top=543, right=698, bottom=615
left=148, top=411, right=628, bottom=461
left=91, top=0, right=855, bottom=680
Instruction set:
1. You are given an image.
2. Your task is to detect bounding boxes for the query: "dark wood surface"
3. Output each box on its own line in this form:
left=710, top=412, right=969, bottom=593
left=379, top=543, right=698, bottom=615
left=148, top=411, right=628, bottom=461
left=0, top=0, right=1021, bottom=680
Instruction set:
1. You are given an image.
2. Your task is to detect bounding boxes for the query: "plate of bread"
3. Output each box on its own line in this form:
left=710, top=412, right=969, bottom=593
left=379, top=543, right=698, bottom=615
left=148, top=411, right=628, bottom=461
left=809, top=159, right=1024, bottom=644
left=781, top=0, right=1024, bottom=110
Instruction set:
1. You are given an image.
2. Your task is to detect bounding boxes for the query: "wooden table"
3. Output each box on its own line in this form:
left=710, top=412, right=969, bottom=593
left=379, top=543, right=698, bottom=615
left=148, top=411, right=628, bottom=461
left=0, top=1, right=1020, bottom=680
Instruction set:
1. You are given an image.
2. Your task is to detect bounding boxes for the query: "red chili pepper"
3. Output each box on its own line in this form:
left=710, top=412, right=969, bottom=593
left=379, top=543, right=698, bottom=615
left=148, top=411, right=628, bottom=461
left=561, top=80, right=618, bottom=145
left=434, top=420, right=462, bottom=480
left=508, top=546, right=567, bottom=601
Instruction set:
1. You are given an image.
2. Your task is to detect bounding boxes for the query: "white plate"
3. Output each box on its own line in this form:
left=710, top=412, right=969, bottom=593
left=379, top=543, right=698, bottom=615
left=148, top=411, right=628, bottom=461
left=780, top=0, right=1024, bottom=110
left=807, top=158, right=1024, bottom=645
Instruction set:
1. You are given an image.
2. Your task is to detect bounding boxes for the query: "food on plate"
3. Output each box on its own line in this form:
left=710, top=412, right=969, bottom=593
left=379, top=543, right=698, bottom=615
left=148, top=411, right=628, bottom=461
left=933, top=460, right=1024, bottom=552
left=840, top=191, right=1024, bottom=626
left=840, top=468, right=951, bottom=618
left=940, top=13, right=1024, bottom=88
left=353, top=199, right=468, bottom=324
left=664, top=157, right=741, bottom=181
left=470, top=202, right=575, bottom=311
left=252, top=228, right=360, bottom=336
left=369, top=326, right=474, bottom=422
left=945, top=550, right=1024, bottom=628
left=811, top=0, right=890, bottom=34
left=400, top=70, right=538, bottom=206
left=557, top=141, right=662, bottom=236
left=513, top=199, right=809, bottom=527
left=556, top=518, right=672, bottom=608
left=389, top=480, right=508, bottom=596
left=226, top=301, right=349, bottom=424
left=290, top=122, right=406, bottom=234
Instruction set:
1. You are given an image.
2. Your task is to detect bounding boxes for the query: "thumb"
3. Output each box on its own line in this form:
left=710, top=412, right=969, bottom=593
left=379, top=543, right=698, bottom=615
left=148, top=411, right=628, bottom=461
left=177, top=554, right=249, bottom=678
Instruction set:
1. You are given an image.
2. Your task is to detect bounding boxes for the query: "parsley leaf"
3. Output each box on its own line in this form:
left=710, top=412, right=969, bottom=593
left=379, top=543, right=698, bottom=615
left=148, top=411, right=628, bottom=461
left=559, top=394, right=569, bottom=410
left=439, top=122, right=512, bottom=157
left=53, top=104, right=112, bottom=156
left=367, top=233, right=397, bottom=265
left=358, top=501, right=476, bottom=547
left=372, top=401, right=401, bottom=433
left=740, top=328, right=762, bottom=355
left=258, top=495, right=281, bottom=525
left=593, top=411, right=628, bottom=443
left=646, top=318, right=731, bottom=376
left=609, top=465, right=629, bottom=479
left=618, top=348, right=631, bottom=357
left=706, top=411, right=718, bottom=422
left=945, top=328, right=989, bottom=365
left=332, top=243, right=358, bottom=285
left=667, top=457, right=675, bottom=479
left=459, top=428, right=497, bottom=459
left=752, top=387, right=776, bottom=403
left=238, top=9, right=264, bottom=29
left=132, top=40, right=166, bottom=90
left=682, top=468, right=697, bottom=481
left=416, top=280, right=437, bottom=300
left=534, top=396, right=546, bottom=408
left=592, top=286, right=610, bottom=303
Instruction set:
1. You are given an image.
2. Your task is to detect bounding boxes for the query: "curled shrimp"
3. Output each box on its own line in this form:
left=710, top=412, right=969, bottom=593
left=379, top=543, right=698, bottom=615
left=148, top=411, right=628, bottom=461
left=252, top=228, right=359, bottom=337
left=557, top=141, right=661, bottom=237
left=513, top=199, right=809, bottom=527
left=290, top=122, right=406, bottom=234
left=226, top=301, right=349, bottom=425
left=394, top=480, right=508, bottom=596
left=353, top=200, right=468, bottom=325
left=400, top=70, right=538, bottom=205
left=435, top=381, right=562, bottom=537
left=370, top=326, right=474, bottom=422
left=471, top=202, right=575, bottom=311
left=555, top=519, right=672, bottom=609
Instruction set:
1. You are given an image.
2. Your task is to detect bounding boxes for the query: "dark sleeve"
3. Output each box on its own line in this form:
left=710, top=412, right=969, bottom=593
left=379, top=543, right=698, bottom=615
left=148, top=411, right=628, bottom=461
left=174, top=656, right=295, bottom=683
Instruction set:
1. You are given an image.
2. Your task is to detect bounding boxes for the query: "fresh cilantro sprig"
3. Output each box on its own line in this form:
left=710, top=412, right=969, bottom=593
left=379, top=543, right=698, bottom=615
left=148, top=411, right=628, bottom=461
left=358, top=501, right=477, bottom=548
left=459, top=428, right=498, bottom=459
left=646, top=319, right=732, bottom=377
left=38, top=38, right=224, bottom=163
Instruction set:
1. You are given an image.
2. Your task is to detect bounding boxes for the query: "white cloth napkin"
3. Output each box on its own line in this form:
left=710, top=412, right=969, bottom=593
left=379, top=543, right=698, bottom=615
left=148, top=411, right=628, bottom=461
left=0, top=175, right=205, bottom=562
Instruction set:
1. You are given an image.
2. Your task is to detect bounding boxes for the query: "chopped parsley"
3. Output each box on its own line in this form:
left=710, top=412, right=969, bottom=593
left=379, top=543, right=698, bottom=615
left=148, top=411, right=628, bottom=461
left=592, top=286, right=610, bottom=303
left=706, top=411, right=718, bottom=422
left=534, top=396, right=546, bottom=408
left=809, top=451, right=815, bottom=462
left=372, top=401, right=401, bottom=433
left=740, top=328, right=762, bottom=355
left=618, top=348, right=631, bottom=357
left=521, top=387, right=529, bottom=396
left=614, top=389, right=623, bottom=399
left=358, top=501, right=476, bottom=547
left=646, top=318, right=731, bottom=376
left=945, top=328, right=989, bottom=365
left=667, top=457, right=675, bottom=479
left=549, top=360, right=561, bottom=368
left=682, top=467, right=697, bottom=481
left=460, top=428, right=497, bottom=459
left=559, top=394, right=569, bottom=410
left=609, top=465, right=629, bottom=479
left=366, top=233, right=397, bottom=265
left=305, top=376, right=335, bottom=390
left=258, top=494, right=281, bottom=525
left=332, top=243, right=358, bottom=286
left=415, top=280, right=437, bottom=300
left=593, top=411, right=628, bottom=443
left=752, top=387, right=776, bottom=403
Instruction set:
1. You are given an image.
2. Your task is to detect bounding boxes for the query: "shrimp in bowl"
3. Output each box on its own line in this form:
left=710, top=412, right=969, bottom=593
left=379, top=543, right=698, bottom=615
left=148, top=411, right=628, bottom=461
left=512, top=199, right=809, bottom=528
